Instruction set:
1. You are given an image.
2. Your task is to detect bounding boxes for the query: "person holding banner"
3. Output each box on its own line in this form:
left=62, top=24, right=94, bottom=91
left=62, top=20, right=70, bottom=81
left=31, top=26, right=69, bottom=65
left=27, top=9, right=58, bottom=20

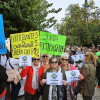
left=60, top=53, right=84, bottom=99
left=60, top=53, right=83, bottom=88
left=20, top=57, right=44, bottom=100
left=40, top=57, right=67, bottom=100
left=75, top=48, right=85, bottom=69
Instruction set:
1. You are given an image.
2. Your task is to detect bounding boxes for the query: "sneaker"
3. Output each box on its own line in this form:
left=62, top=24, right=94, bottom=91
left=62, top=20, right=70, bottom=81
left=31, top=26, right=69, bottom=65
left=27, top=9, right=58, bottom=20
left=97, top=85, right=100, bottom=88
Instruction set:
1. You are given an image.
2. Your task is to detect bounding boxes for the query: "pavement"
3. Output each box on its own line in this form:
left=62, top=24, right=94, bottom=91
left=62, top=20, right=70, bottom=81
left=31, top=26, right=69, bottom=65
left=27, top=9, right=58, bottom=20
left=77, top=87, right=100, bottom=100
left=6, top=87, right=100, bottom=100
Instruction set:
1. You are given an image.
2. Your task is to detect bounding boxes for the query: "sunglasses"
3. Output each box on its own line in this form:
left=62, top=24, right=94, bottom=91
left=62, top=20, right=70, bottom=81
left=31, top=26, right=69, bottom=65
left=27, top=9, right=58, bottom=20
left=51, top=61, right=58, bottom=64
left=33, top=59, right=40, bottom=61
left=42, top=56, right=48, bottom=58
left=62, top=58, right=68, bottom=61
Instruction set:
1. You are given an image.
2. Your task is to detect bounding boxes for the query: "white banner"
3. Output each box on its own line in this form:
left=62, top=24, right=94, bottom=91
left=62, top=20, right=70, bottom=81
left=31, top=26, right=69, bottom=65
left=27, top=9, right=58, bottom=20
left=19, top=55, right=32, bottom=66
left=65, top=70, right=80, bottom=82
left=46, top=72, right=62, bottom=85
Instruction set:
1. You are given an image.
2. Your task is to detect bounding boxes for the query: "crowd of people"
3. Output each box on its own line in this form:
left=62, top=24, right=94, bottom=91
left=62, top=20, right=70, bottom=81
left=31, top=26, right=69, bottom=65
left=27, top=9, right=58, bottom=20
left=0, top=45, right=100, bottom=100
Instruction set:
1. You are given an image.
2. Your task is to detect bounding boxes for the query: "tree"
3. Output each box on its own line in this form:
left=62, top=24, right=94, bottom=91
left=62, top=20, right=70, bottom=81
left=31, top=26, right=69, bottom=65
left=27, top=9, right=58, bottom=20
left=88, top=19, right=100, bottom=46
left=0, top=0, right=62, bottom=38
left=55, top=0, right=100, bottom=47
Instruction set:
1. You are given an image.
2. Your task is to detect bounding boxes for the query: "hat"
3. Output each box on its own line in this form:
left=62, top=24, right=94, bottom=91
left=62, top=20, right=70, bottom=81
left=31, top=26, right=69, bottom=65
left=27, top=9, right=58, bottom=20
left=61, top=53, right=69, bottom=59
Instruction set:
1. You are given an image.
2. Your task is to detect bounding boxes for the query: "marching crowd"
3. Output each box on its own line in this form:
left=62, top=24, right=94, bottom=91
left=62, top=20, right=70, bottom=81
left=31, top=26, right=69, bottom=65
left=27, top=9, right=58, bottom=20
left=0, top=45, right=100, bottom=100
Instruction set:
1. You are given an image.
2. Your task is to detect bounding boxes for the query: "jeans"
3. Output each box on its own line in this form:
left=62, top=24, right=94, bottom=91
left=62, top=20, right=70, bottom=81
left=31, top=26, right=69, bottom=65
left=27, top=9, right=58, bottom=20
left=11, top=82, right=21, bottom=100
left=25, top=91, right=39, bottom=100
left=83, top=96, right=92, bottom=100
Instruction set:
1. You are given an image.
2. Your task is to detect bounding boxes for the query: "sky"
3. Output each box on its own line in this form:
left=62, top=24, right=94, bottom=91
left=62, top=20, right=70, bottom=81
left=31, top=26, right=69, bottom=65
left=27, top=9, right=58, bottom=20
left=46, top=0, right=100, bottom=34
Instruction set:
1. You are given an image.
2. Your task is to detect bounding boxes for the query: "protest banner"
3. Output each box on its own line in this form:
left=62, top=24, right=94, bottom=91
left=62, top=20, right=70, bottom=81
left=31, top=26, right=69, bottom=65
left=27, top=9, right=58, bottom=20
left=71, top=54, right=84, bottom=68
left=40, top=31, right=66, bottom=56
left=46, top=72, right=62, bottom=85
left=0, top=14, right=7, bottom=54
left=19, top=55, right=32, bottom=66
left=10, top=31, right=40, bottom=58
left=65, top=70, right=80, bottom=82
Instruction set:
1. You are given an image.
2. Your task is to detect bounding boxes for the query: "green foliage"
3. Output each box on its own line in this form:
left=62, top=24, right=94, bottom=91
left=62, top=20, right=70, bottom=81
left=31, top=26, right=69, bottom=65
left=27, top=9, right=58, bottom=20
left=0, top=0, right=62, bottom=37
left=56, top=0, right=100, bottom=47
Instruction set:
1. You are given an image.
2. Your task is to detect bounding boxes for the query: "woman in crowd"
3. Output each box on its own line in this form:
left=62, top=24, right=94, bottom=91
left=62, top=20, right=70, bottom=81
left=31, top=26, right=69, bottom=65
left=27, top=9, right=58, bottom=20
left=60, top=53, right=83, bottom=88
left=76, top=48, right=82, bottom=55
left=0, top=65, right=8, bottom=100
left=41, top=54, right=50, bottom=72
left=6, top=58, right=21, bottom=100
left=75, top=48, right=85, bottom=69
left=64, top=48, right=74, bottom=65
left=80, top=52, right=96, bottom=100
left=64, top=48, right=70, bottom=55
left=40, top=57, right=67, bottom=100
left=20, top=57, right=44, bottom=100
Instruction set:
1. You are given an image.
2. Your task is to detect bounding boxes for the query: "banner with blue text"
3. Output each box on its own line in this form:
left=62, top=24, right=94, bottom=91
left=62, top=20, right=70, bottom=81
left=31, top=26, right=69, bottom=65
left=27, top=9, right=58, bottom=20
left=0, top=14, right=7, bottom=54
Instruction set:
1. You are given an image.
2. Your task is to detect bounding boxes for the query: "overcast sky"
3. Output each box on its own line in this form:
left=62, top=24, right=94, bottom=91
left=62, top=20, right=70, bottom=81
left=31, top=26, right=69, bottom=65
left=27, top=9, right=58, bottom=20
left=46, top=0, right=100, bottom=34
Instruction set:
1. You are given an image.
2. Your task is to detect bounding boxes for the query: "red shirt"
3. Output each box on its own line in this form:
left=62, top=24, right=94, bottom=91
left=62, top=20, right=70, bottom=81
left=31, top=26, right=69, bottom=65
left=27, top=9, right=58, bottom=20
left=20, top=65, right=44, bottom=95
